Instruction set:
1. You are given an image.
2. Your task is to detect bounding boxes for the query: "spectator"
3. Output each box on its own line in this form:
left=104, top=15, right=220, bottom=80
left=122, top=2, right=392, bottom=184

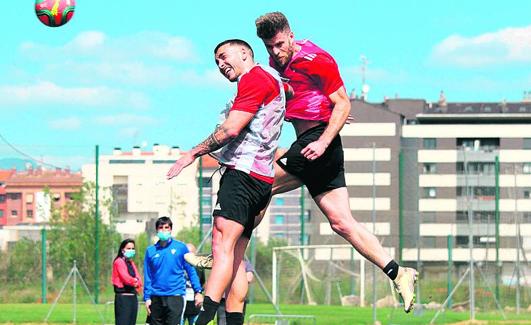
left=112, top=238, right=142, bottom=325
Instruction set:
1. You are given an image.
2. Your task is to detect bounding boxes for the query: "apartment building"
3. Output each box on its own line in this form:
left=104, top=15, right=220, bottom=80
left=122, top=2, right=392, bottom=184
left=81, top=144, right=199, bottom=236
left=308, top=95, right=531, bottom=270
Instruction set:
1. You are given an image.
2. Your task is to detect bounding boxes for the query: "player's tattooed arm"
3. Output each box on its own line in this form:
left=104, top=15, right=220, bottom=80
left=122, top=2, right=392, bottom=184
left=190, top=124, right=234, bottom=157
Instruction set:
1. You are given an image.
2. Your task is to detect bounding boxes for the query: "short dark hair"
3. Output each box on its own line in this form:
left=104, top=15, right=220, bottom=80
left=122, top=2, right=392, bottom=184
left=255, top=12, right=290, bottom=39
left=155, top=216, right=173, bottom=230
left=115, top=238, right=135, bottom=261
left=214, top=39, right=254, bottom=59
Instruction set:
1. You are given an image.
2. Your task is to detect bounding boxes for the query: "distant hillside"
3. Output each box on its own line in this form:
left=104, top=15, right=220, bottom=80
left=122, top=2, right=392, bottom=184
left=0, top=158, right=37, bottom=170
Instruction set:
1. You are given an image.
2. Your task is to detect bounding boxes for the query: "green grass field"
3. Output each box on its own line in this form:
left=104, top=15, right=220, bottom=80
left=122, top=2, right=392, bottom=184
left=0, top=303, right=530, bottom=324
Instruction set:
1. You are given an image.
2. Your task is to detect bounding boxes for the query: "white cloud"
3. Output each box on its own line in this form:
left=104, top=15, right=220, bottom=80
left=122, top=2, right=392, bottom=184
left=68, top=31, right=106, bottom=52
left=17, top=31, right=223, bottom=89
left=431, top=25, right=531, bottom=67
left=343, top=66, right=409, bottom=84
left=146, top=34, right=196, bottom=61
left=49, top=117, right=81, bottom=130
left=94, top=114, right=158, bottom=126
left=0, top=81, right=150, bottom=109
left=20, top=31, right=197, bottom=63
left=44, top=61, right=178, bottom=87
left=119, top=127, right=141, bottom=138
left=177, top=68, right=229, bottom=88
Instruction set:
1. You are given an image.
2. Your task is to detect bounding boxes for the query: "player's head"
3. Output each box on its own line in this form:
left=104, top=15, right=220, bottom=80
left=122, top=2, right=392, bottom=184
left=214, top=39, right=255, bottom=82
left=155, top=216, right=173, bottom=231
left=255, top=12, right=294, bottom=68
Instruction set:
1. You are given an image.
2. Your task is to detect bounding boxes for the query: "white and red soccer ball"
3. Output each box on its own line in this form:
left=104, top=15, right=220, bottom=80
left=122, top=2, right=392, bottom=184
left=35, top=0, right=75, bottom=27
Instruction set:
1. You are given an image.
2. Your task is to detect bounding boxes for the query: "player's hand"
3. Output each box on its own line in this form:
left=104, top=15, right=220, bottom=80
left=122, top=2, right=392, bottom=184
left=194, top=292, right=204, bottom=308
left=301, top=140, right=328, bottom=161
left=145, top=299, right=152, bottom=315
left=167, top=152, right=196, bottom=180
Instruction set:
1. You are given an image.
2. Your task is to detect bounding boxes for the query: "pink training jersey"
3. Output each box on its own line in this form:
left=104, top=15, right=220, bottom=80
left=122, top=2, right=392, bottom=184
left=270, top=39, right=344, bottom=122
left=211, top=65, right=286, bottom=184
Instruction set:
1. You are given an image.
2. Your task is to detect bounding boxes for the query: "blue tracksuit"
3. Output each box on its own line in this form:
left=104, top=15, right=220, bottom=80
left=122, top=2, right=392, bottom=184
left=143, top=238, right=202, bottom=301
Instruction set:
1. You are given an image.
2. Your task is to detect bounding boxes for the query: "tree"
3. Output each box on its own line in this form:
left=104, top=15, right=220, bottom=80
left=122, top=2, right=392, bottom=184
left=47, top=182, right=120, bottom=294
left=6, top=238, right=42, bottom=286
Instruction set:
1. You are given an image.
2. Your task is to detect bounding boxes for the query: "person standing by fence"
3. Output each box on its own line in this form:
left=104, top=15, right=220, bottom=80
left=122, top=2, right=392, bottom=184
left=112, top=238, right=142, bottom=325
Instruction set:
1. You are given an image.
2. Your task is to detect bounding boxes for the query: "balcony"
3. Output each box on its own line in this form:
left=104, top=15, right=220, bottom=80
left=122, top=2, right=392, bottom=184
left=457, top=149, right=499, bottom=162
left=456, top=198, right=496, bottom=211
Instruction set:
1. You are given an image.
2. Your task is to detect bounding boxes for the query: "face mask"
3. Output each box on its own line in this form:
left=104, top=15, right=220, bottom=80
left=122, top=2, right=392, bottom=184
left=123, top=250, right=135, bottom=259
left=157, top=231, right=171, bottom=241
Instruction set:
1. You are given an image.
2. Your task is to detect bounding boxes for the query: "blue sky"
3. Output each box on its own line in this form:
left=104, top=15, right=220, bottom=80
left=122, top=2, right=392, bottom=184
left=1, top=0, right=530, bottom=169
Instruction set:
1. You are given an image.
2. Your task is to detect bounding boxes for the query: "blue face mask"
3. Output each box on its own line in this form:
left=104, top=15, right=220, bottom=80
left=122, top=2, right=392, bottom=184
left=157, top=231, right=171, bottom=241
left=123, top=250, right=135, bottom=259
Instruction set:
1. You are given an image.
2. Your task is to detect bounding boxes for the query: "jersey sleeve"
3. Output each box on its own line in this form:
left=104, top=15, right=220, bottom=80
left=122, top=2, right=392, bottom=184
left=301, top=53, right=344, bottom=96
left=231, top=68, right=280, bottom=113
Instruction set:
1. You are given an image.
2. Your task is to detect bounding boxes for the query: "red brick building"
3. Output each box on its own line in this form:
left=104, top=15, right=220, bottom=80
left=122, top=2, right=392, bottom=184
left=3, top=167, right=82, bottom=225
left=0, top=169, right=15, bottom=226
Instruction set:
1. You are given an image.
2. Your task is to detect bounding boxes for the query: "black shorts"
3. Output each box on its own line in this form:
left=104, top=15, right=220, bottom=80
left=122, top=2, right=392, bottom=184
left=213, top=169, right=272, bottom=239
left=277, top=124, right=346, bottom=197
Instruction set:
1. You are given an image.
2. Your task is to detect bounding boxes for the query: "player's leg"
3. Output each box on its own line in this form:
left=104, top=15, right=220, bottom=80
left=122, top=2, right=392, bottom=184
left=223, top=237, right=249, bottom=325
left=314, top=187, right=418, bottom=312
left=195, top=216, right=243, bottom=325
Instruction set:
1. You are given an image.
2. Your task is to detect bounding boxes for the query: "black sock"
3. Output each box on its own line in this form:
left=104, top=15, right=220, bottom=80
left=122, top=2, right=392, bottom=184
left=383, top=260, right=399, bottom=280
left=194, top=296, right=220, bottom=325
left=226, top=311, right=244, bottom=325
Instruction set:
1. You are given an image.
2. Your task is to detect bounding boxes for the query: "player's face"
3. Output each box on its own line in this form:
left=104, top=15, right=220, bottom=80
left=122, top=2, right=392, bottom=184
left=263, top=30, right=295, bottom=68
left=215, top=44, right=244, bottom=82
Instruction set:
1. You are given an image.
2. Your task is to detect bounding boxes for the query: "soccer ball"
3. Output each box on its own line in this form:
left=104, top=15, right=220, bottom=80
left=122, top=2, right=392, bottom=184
left=35, top=0, right=76, bottom=27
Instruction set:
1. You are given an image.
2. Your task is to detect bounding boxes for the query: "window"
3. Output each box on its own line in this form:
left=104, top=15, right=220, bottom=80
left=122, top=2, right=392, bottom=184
left=423, top=163, right=437, bottom=174
left=7, top=193, right=21, bottom=200
left=457, top=138, right=499, bottom=151
left=0, top=194, right=5, bottom=203
left=422, top=212, right=436, bottom=222
left=456, top=236, right=468, bottom=247
left=524, top=138, right=531, bottom=150
left=456, top=211, right=494, bottom=223
left=275, top=197, right=285, bottom=206
left=456, top=162, right=495, bottom=175
left=422, top=187, right=437, bottom=198
left=456, top=235, right=493, bottom=247
left=457, top=186, right=495, bottom=198
left=274, top=215, right=285, bottom=225
left=197, top=177, right=212, bottom=188
left=27, top=210, right=33, bottom=218
left=65, top=192, right=77, bottom=201
left=52, top=193, right=61, bottom=202
left=523, top=213, right=531, bottom=223
left=423, top=138, right=437, bottom=149
left=109, top=160, right=146, bottom=164
left=153, top=160, right=179, bottom=164
left=523, top=163, right=531, bottom=174
left=524, top=188, right=531, bottom=199
left=11, top=210, right=18, bottom=216
left=304, top=210, right=311, bottom=222
left=0, top=210, right=4, bottom=218
left=421, top=236, right=436, bottom=248
left=26, top=194, right=34, bottom=203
